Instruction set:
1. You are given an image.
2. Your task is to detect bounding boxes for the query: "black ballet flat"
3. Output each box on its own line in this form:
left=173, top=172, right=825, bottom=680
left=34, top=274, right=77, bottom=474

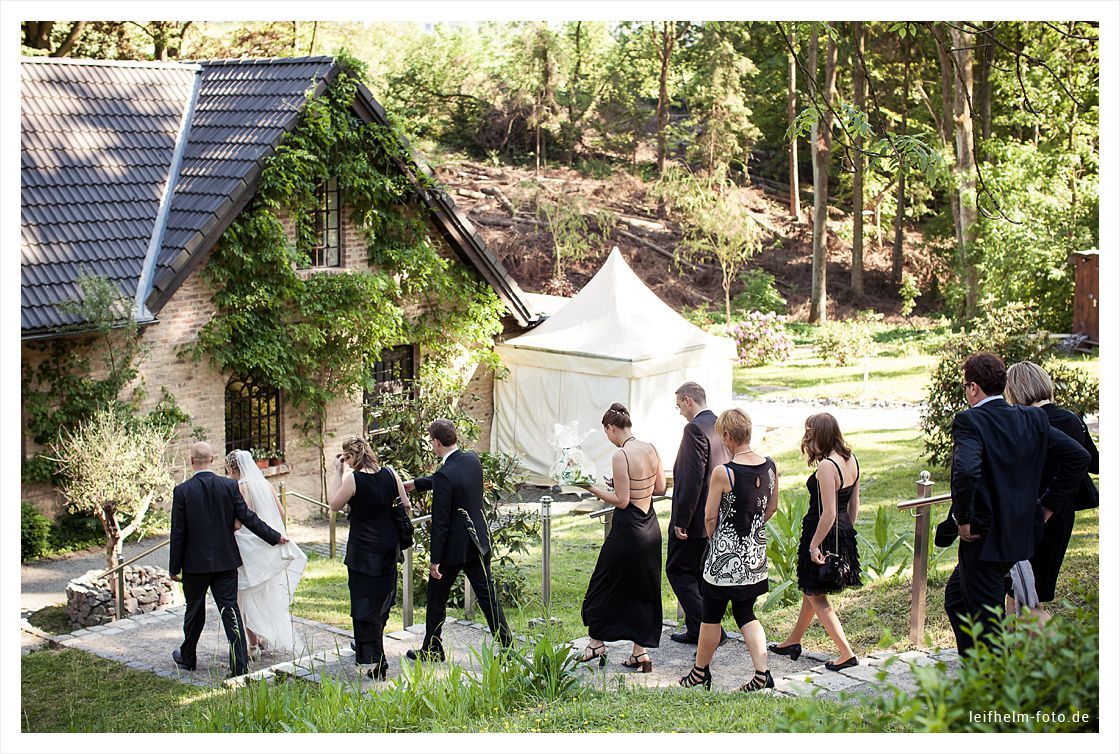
left=768, top=642, right=802, bottom=661
left=577, top=642, right=607, bottom=667
left=825, top=656, right=859, bottom=671
left=679, top=663, right=712, bottom=689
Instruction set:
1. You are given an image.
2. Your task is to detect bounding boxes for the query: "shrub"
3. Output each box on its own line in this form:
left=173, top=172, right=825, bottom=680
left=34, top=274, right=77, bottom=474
left=762, top=491, right=809, bottom=610
left=813, top=318, right=874, bottom=367
left=920, top=303, right=1099, bottom=467
left=861, top=505, right=911, bottom=581
left=733, top=269, right=787, bottom=315
left=899, top=272, right=921, bottom=321
left=728, top=311, right=794, bottom=368
left=48, top=510, right=104, bottom=554
left=21, top=502, right=52, bottom=562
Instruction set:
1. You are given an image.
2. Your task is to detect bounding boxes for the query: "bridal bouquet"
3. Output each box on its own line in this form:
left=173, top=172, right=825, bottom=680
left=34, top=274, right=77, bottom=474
left=548, top=421, right=598, bottom=487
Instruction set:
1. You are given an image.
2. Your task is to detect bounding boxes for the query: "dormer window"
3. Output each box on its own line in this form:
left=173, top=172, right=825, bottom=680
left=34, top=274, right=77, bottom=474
left=307, top=177, right=341, bottom=268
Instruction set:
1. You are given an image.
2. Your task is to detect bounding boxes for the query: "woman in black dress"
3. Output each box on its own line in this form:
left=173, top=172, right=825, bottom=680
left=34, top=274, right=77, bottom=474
left=771, top=413, right=861, bottom=671
left=1005, top=361, right=1099, bottom=620
left=328, top=436, right=409, bottom=680
left=679, top=408, right=779, bottom=692
left=578, top=403, right=666, bottom=672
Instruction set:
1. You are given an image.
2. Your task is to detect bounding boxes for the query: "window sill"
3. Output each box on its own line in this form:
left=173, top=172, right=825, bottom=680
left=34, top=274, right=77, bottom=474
left=261, top=464, right=291, bottom=478
left=295, top=266, right=348, bottom=279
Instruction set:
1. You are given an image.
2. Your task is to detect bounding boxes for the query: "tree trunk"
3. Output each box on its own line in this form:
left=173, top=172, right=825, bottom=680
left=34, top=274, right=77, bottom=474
left=24, top=22, right=54, bottom=50
left=851, top=21, right=865, bottom=296
left=891, top=35, right=911, bottom=286
left=975, top=22, right=994, bottom=142
left=654, top=22, right=676, bottom=176
left=787, top=29, right=801, bottom=221
left=809, top=27, right=837, bottom=324
left=51, top=22, right=85, bottom=58
left=308, top=21, right=319, bottom=55
left=949, top=25, right=980, bottom=318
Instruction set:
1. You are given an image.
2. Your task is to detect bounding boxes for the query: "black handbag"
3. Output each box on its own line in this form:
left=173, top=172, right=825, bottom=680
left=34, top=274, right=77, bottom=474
left=385, top=466, right=415, bottom=551
left=816, top=495, right=850, bottom=589
left=1074, top=416, right=1099, bottom=512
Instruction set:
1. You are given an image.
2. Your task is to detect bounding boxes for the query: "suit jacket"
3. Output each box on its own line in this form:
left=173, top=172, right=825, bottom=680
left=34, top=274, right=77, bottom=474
left=414, top=449, right=490, bottom=566
left=169, top=470, right=282, bottom=576
left=671, top=409, right=732, bottom=539
left=949, top=398, right=1089, bottom=563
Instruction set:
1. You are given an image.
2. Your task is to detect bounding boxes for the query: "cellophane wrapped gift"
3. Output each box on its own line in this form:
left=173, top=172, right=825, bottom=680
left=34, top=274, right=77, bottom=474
left=548, top=421, right=598, bottom=486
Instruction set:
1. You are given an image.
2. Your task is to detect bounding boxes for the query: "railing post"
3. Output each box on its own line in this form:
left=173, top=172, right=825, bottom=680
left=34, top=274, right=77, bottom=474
left=540, top=496, right=552, bottom=617
left=114, top=541, right=125, bottom=621
left=279, top=482, right=288, bottom=530
left=909, top=471, right=934, bottom=645
left=464, top=579, right=475, bottom=621
left=403, top=547, right=414, bottom=627
left=603, top=508, right=614, bottom=540
left=329, top=507, right=336, bottom=560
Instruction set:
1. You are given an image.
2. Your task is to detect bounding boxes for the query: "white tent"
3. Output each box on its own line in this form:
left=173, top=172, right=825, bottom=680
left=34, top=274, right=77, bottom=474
left=492, top=247, right=737, bottom=485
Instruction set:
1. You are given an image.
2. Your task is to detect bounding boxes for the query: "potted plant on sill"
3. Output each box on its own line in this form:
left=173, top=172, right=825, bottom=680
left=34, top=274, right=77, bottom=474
left=250, top=447, right=270, bottom=470
left=268, top=447, right=284, bottom=467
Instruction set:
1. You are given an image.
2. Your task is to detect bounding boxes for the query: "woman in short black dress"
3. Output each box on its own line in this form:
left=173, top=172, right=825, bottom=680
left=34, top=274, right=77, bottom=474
left=1005, top=361, right=1099, bottom=618
left=679, top=408, right=779, bottom=692
left=328, top=436, right=408, bottom=680
left=771, top=413, right=861, bottom=671
left=579, top=403, right=666, bottom=672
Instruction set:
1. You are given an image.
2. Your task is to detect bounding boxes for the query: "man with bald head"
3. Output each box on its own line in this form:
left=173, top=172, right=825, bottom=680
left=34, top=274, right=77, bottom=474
left=169, top=441, right=288, bottom=677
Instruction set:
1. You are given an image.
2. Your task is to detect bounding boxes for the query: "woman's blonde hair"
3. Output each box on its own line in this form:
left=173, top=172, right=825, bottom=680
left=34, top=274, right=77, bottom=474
left=715, top=408, right=752, bottom=446
left=800, top=413, right=852, bottom=465
left=1005, top=361, right=1054, bottom=406
left=341, top=436, right=379, bottom=471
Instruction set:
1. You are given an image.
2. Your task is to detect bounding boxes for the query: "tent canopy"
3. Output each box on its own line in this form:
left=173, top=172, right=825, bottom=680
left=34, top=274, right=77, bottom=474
left=493, top=248, right=736, bottom=485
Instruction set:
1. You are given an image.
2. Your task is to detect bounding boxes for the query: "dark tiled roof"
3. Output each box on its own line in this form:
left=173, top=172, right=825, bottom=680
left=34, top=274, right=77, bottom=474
left=21, top=56, right=534, bottom=337
left=21, top=59, right=199, bottom=331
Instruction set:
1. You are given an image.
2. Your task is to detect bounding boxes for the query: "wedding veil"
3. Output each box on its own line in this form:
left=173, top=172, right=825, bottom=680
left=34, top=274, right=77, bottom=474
left=233, top=449, right=286, bottom=535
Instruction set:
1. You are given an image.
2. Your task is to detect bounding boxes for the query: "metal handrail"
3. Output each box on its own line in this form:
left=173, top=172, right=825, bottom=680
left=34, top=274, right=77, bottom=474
left=898, top=492, right=953, bottom=511
left=96, top=538, right=171, bottom=621
left=897, top=471, right=954, bottom=644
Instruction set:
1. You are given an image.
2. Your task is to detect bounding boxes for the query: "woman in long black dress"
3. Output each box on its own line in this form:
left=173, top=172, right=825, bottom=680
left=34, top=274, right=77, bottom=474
left=328, top=436, right=409, bottom=680
left=1005, top=361, right=1099, bottom=620
left=770, top=413, right=862, bottom=671
left=679, top=408, right=780, bottom=692
left=579, top=403, right=666, bottom=672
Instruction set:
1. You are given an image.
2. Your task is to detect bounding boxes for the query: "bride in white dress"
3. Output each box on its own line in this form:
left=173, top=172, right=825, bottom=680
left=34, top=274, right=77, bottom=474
left=226, top=449, right=307, bottom=659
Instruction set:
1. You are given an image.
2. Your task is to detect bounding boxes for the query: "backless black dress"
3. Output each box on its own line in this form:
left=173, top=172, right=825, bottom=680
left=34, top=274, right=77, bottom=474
left=796, top=457, right=862, bottom=595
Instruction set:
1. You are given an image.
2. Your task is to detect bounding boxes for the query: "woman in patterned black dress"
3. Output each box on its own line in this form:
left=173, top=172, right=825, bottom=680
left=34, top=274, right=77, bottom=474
left=770, top=413, right=861, bottom=671
left=679, top=408, right=779, bottom=692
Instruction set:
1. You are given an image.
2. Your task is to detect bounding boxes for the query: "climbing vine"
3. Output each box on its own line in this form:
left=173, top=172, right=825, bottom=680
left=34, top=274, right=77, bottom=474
left=192, top=53, right=506, bottom=502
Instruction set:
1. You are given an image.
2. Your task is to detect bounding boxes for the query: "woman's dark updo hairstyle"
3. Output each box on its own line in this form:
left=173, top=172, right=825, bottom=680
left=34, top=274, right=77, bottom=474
left=601, top=402, right=633, bottom=429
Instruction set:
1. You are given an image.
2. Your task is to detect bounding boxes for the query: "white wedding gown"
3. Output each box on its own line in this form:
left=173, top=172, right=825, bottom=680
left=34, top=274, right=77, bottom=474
left=232, top=451, right=307, bottom=655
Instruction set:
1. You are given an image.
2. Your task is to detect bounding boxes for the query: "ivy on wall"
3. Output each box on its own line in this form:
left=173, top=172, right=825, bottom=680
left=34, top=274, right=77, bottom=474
left=192, top=53, right=506, bottom=501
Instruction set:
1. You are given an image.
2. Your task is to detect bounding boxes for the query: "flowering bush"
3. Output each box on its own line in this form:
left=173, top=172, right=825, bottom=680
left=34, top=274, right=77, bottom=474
left=814, top=318, right=875, bottom=366
left=728, top=311, right=794, bottom=367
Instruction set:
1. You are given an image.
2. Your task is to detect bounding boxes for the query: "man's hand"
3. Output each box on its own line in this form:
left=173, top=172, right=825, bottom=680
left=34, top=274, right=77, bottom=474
left=170, top=573, right=182, bottom=582
left=403, top=480, right=416, bottom=493
left=233, top=518, right=242, bottom=531
left=958, top=523, right=982, bottom=542
left=1042, top=507, right=1054, bottom=523
left=673, top=526, right=688, bottom=541
left=430, top=563, right=442, bottom=580
left=278, top=536, right=289, bottom=545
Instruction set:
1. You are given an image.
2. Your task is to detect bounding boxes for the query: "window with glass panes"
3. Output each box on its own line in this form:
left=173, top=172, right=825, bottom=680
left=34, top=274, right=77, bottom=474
left=307, top=177, right=341, bottom=267
left=363, top=345, right=417, bottom=435
left=224, top=376, right=284, bottom=457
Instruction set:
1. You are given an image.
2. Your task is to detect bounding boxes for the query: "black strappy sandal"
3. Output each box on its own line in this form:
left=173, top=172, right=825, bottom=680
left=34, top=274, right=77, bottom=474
left=679, top=664, right=712, bottom=689
left=621, top=651, right=653, bottom=673
left=739, top=669, right=775, bottom=692
left=577, top=642, right=607, bottom=668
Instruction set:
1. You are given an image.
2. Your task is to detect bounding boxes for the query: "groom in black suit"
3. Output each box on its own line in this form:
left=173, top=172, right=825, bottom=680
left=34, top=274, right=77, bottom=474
left=403, top=419, right=513, bottom=660
left=944, top=353, right=1089, bottom=654
left=169, top=441, right=287, bottom=677
left=668, top=381, right=731, bottom=644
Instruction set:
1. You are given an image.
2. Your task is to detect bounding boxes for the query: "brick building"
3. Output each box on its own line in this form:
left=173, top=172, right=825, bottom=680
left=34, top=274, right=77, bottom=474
left=21, top=56, right=537, bottom=519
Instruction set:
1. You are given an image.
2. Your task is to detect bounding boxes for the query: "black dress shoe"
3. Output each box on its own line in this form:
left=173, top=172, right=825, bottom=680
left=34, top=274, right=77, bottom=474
left=670, top=631, right=699, bottom=645
left=405, top=648, right=445, bottom=662
left=825, top=656, right=859, bottom=671
left=172, top=649, right=195, bottom=671
left=350, top=641, right=357, bottom=652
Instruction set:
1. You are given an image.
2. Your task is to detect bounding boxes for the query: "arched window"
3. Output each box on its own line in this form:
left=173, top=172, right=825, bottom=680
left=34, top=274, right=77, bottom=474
left=224, top=376, right=284, bottom=457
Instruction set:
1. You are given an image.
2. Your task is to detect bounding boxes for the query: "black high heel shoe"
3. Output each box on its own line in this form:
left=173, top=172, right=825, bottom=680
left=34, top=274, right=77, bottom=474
left=679, top=664, right=712, bottom=689
left=621, top=651, right=653, bottom=673
left=739, top=669, right=775, bottom=692
left=768, top=642, right=802, bottom=661
left=578, top=642, right=607, bottom=668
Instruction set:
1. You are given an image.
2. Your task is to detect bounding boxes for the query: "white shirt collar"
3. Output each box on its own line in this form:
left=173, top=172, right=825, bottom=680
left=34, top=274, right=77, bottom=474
left=973, top=394, right=1004, bottom=408
left=439, top=446, right=459, bottom=463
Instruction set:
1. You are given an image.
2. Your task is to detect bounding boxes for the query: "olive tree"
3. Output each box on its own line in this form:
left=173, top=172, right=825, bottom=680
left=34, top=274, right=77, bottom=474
left=51, top=409, right=175, bottom=573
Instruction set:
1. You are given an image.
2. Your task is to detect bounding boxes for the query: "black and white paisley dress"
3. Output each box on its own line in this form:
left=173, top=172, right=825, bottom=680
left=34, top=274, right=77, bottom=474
left=701, top=458, right=774, bottom=601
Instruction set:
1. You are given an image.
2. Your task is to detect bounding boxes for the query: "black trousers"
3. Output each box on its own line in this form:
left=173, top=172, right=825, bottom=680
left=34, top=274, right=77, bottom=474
left=666, top=535, right=708, bottom=638
left=180, top=569, right=248, bottom=675
left=422, top=548, right=513, bottom=654
left=944, top=538, right=1012, bottom=655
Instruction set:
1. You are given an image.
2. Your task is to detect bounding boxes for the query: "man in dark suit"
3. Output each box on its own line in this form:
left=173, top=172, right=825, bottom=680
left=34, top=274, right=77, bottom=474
left=668, top=382, right=731, bottom=644
left=169, top=441, right=287, bottom=677
left=944, top=353, right=1089, bottom=654
left=403, top=419, right=513, bottom=660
